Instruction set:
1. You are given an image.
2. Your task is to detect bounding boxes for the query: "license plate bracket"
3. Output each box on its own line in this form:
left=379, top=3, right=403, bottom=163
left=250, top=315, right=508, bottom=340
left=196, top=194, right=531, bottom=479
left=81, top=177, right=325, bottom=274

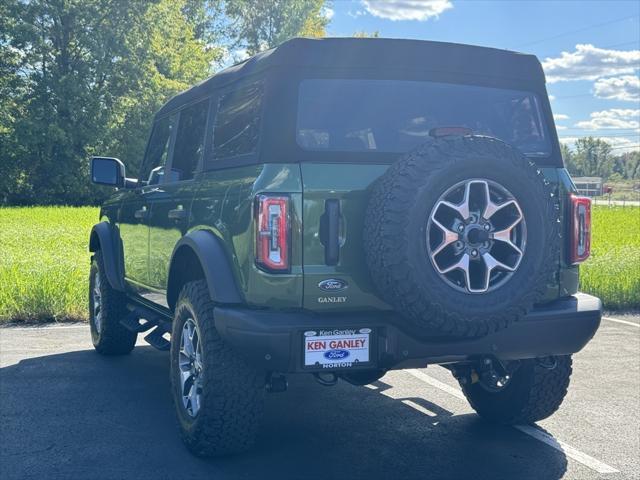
left=302, top=328, right=373, bottom=370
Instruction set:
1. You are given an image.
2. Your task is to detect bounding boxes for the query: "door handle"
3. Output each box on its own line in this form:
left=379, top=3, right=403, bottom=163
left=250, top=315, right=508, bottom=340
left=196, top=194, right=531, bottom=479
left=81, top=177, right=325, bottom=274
left=320, top=199, right=340, bottom=266
left=168, top=206, right=187, bottom=220
left=134, top=206, right=148, bottom=219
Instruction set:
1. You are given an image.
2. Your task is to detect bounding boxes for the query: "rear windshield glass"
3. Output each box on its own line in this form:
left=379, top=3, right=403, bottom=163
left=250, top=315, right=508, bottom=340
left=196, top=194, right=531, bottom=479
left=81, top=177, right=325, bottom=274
left=297, top=79, right=551, bottom=156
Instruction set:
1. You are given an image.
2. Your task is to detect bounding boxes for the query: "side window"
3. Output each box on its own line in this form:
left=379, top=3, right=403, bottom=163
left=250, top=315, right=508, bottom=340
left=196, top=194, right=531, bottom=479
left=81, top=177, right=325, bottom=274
left=170, top=99, right=209, bottom=182
left=141, top=115, right=175, bottom=185
left=213, top=82, right=263, bottom=159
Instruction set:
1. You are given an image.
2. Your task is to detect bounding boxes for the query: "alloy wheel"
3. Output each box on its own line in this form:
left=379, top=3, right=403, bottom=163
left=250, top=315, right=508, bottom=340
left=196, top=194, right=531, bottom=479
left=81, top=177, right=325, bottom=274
left=92, top=272, right=102, bottom=332
left=178, top=318, right=204, bottom=417
left=426, top=179, right=526, bottom=294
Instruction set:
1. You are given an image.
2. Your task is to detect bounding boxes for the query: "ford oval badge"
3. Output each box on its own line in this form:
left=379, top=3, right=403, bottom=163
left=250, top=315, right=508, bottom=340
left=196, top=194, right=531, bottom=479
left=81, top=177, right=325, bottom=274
left=324, top=349, right=350, bottom=360
left=318, top=278, right=348, bottom=292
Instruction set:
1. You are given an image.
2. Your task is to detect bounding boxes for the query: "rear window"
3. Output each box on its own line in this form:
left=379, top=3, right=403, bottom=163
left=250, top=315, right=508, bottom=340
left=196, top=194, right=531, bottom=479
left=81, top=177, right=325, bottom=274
left=297, top=79, right=551, bottom=156
left=213, top=82, right=263, bottom=159
left=171, top=99, right=209, bottom=181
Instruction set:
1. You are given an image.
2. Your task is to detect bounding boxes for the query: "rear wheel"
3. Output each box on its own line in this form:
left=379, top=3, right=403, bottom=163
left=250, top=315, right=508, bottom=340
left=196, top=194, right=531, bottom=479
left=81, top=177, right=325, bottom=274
left=459, top=355, right=572, bottom=424
left=170, top=280, right=265, bottom=457
left=89, top=251, right=136, bottom=355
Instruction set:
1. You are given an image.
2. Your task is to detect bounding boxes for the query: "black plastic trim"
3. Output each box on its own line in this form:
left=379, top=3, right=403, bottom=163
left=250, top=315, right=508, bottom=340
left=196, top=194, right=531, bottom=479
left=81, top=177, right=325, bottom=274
left=213, top=293, right=601, bottom=373
left=89, top=222, right=125, bottom=291
left=168, top=230, right=244, bottom=305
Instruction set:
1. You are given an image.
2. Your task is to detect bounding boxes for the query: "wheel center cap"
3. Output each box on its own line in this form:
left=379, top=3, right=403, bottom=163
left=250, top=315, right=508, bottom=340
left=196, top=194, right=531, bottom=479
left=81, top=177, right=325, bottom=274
left=466, top=226, right=489, bottom=245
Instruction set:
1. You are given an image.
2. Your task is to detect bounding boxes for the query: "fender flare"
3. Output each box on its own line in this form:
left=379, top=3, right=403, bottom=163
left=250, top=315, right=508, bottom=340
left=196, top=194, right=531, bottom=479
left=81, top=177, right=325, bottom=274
left=89, top=222, right=125, bottom=291
left=167, top=230, right=243, bottom=308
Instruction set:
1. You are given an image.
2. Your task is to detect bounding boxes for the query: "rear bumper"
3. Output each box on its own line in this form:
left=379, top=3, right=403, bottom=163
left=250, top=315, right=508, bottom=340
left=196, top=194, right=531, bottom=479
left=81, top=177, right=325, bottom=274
left=214, top=293, right=601, bottom=373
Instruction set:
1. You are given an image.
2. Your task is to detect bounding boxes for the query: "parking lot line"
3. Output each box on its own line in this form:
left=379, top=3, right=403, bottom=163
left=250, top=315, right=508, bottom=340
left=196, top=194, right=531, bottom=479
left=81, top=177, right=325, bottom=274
left=514, top=425, right=619, bottom=474
left=404, top=369, right=620, bottom=475
left=401, top=399, right=437, bottom=417
left=602, top=316, right=640, bottom=328
left=405, top=368, right=466, bottom=400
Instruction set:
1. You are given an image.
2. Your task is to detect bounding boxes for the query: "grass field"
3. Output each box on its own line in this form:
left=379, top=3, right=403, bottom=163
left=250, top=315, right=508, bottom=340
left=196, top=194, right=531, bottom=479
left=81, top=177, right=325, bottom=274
left=580, top=206, right=640, bottom=310
left=0, top=207, right=97, bottom=323
left=0, top=205, right=638, bottom=323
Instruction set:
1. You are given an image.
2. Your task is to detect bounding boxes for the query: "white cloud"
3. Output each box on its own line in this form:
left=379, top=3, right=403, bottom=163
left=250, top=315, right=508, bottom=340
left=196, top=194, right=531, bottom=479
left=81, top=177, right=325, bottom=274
left=594, top=75, right=640, bottom=102
left=542, top=44, right=640, bottom=83
left=574, top=109, right=640, bottom=130
left=361, top=0, right=453, bottom=21
left=554, top=113, right=569, bottom=130
left=559, top=137, right=580, bottom=145
left=322, top=6, right=334, bottom=20
left=548, top=95, right=556, bottom=101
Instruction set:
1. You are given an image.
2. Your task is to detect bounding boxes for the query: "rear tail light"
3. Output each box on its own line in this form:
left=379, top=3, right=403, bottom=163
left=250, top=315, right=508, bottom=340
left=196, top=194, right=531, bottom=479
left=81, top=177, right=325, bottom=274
left=569, top=194, right=591, bottom=264
left=255, top=195, right=290, bottom=272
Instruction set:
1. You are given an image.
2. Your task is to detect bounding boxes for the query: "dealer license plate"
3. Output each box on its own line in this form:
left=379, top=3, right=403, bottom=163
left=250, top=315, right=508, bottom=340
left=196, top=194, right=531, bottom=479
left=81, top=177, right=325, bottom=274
left=303, top=328, right=371, bottom=368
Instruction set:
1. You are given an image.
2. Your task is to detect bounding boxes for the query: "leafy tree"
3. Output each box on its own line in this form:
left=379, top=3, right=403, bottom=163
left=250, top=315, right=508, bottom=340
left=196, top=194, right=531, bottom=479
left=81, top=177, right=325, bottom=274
left=560, top=143, right=581, bottom=175
left=1, top=0, right=216, bottom=205
left=614, top=151, right=640, bottom=180
left=563, top=140, right=639, bottom=180
left=0, top=1, right=25, bottom=203
left=353, top=31, right=380, bottom=38
left=100, top=0, right=221, bottom=178
left=2, top=1, right=150, bottom=204
left=298, top=1, right=330, bottom=38
left=572, top=137, right=614, bottom=178
left=0, top=0, right=329, bottom=205
left=224, top=0, right=328, bottom=56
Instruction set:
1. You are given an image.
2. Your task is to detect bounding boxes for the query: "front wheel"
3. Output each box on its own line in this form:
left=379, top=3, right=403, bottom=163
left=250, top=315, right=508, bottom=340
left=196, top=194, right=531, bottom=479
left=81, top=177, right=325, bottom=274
left=458, top=355, right=572, bottom=424
left=170, top=280, right=265, bottom=457
left=89, top=251, right=136, bottom=355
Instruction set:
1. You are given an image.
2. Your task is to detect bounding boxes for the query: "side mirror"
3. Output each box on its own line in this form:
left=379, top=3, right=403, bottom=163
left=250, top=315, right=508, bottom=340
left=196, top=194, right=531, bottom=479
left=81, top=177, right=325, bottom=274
left=91, top=156, right=125, bottom=187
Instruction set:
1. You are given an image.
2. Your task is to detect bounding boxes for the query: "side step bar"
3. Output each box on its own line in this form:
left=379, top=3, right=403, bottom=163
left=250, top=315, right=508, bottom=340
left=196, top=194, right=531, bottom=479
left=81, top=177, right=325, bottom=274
left=144, top=326, right=170, bottom=351
left=119, top=310, right=156, bottom=333
left=120, top=306, right=172, bottom=351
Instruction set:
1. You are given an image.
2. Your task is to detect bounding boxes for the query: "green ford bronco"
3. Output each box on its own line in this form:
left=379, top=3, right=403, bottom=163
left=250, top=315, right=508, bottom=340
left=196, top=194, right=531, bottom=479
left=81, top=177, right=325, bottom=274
left=88, top=38, right=600, bottom=456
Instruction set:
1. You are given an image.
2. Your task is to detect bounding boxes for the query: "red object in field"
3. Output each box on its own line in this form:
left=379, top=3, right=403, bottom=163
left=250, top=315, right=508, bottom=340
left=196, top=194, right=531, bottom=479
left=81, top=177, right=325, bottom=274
left=603, top=185, right=613, bottom=194
left=569, top=194, right=591, bottom=265
left=255, top=195, right=290, bottom=272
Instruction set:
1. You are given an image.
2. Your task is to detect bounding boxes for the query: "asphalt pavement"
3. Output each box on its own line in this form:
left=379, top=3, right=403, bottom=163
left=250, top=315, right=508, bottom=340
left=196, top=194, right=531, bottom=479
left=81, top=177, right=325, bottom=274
left=1, top=315, right=638, bottom=480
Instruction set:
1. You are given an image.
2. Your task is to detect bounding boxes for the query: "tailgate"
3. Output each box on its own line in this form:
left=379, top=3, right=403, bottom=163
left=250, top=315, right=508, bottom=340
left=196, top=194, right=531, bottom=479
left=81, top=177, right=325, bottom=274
left=301, top=164, right=573, bottom=312
left=301, top=163, right=392, bottom=312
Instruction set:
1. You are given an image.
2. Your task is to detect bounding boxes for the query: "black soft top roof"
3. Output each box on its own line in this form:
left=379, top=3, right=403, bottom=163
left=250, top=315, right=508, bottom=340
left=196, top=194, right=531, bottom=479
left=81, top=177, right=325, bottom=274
left=157, top=37, right=545, bottom=117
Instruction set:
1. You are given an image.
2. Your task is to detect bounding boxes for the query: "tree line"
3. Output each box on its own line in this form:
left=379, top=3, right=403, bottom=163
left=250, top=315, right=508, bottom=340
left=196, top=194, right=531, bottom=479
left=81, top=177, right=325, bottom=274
left=1, top=2, right=637, bottom=206
left=561, top=138, right=640, bottom=183
left=0, top=0, right=327, bottom=205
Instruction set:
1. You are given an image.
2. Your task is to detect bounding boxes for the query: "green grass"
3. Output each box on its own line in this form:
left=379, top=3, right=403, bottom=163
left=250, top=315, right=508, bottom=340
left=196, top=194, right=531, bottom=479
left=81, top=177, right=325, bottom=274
left=580, top=206, right=640, bottom=310
left=0, top=207, right=98, bottom=323
left=0, top=205, right=637, bottom=323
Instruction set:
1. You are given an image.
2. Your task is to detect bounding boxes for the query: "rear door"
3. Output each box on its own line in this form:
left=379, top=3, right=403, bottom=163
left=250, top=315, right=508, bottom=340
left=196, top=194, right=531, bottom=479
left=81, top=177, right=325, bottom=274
left=147, top=98, right=211, bottom=302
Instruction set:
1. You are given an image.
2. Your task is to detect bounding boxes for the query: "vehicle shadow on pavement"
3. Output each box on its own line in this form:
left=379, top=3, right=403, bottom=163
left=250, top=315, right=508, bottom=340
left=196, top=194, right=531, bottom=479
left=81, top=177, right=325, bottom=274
left=0, top=347, right=568, bottom=480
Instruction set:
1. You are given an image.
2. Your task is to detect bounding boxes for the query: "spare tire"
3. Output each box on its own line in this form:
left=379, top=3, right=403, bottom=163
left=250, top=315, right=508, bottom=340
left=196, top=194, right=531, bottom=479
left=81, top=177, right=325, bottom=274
left=364, top=135, right=560, bottom=338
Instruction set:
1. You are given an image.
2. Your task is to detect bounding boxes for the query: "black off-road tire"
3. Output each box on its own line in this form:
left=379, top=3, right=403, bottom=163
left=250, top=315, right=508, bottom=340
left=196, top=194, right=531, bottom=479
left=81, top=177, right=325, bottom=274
left=170, top=280, right=265, bottom=457
left=364, top=135, right=560, bottom=338
left=89, top=251, right=137, bottom=355
left=460, top=355, right=572, bottom=424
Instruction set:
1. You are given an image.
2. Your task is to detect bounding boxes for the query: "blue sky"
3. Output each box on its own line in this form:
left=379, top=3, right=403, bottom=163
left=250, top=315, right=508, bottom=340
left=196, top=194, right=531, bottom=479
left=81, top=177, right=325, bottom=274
left=321, top=0, right=640, bottom=152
